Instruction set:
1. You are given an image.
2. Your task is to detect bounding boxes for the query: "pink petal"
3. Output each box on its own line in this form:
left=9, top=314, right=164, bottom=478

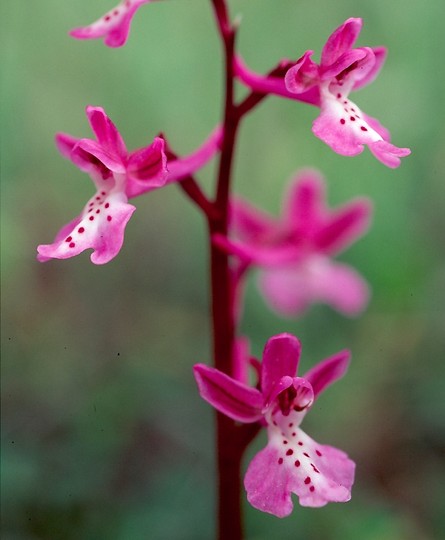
left=302, top=350, right=350, bottom=400
left=369, top=140, right=411, bottom=168
left=261, top=334, right=302, bottom=401
left=267, top=377, right=314, bottom=414
left=72, top=139, right=126, bottom=176
left=314, top=198, right=372, bottom=255
left=321, top=18, right=362, bottom=67
left=37, top=216, right=82, bottom=262
left=126, top=137, right=168, bottom=197
left=244, top=427, right=354, bottom=516
left=193, top=364, right=263, bottom=423
left=86, top=106, right=127, bottom=160
left=320, top=48, right=369, bottom=83
left=70, top=0, right=152, bottom=48
left=259, top=257, right=370, bottom=317
left=353, top=46, right=387, bottom=91
left=55, top=133, right=80, bottom=160
left=37, top=191, right=136, bottom=265
left=284, top=51, right=319, bottom=94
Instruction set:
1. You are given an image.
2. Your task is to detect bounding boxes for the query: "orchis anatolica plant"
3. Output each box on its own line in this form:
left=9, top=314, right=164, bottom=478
left=37, top=2, right=410, bottom=539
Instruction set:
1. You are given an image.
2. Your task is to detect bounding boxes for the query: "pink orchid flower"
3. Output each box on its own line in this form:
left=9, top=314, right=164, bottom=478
left=37, top=106, right=220, bottom=264
left=214, top=169, right=371, bottom=317
left=194, top=333, right=355, bottom=517
left=70, top=0, right=153, bottom=48
left=235, top=18, right=410, bottom=168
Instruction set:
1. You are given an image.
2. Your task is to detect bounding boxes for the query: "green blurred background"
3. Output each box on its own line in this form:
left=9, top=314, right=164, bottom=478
left=2, top=1, right=444, bottom=538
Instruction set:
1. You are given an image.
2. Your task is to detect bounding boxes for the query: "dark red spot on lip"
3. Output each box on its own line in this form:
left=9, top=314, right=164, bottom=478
left=89, top=216, right=94, bottom=221
left=350, top=116, right=356, bottom=121
left=278, top=458, right=283, bottom=465
left=283, top=440, right=288, bottom=445
left=316, top=450, right=322, bottom=457
left=104, top=15, right=111, bottom=21
left=340, top=119, right=346, bottom=125
left=310, top=486, right=315, bottom=492
left=96, top=209, right=100, bottom=214
left=311, top=464, right=320, bottom=473
left=303, top=452, right=310, bottom=458
left=294, top=460, right=301, bottom=467
left=69, top=242, right=75, bottom=248
left=105, top=203, right=110, bottom=209
left=304, top=476, right=311, bottom=484
left=107, top=216, right=112, bottom=222
left=65, top=236, right=72, bottom=242
left=360, top=126, right=368, bottom=131
left=298, top=442, right=303, bottom=446
left=337, top=93, right=342, bottom=98
left=78, top=227, right=85, bottom=234
left=286, top=449, right=294, bottom=456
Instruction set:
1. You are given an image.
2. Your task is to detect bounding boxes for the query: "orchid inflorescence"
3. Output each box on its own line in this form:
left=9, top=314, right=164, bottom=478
left=37, top=1, right=410, bottom=537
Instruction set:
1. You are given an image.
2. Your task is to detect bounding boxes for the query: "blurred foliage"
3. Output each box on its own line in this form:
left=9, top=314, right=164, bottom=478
left=2, top=0, right=444, bottom=539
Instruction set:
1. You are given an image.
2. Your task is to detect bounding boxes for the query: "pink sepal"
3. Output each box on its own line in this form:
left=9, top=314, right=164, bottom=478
left=284, top=51, right=319, bottom=94
left=314, top=198, right=372, bottom=255
left=321, top=17, right=362, bottom=66
left=353, top=46, right=387, bottom=90
left=302, top=350, right=350, bottom=399
left=261, top=334, right=302, bottom=401
left=86, top=106, right=127, bottom=159
left=126, top=137, right=168, bottom=197
left=193, top=364, right=263, bottom=423
left=55, top=133, right=80, bottom=160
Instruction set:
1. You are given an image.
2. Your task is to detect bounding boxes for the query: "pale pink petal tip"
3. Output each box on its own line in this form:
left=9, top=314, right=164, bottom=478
left=69, top=0, right=152, bottom=48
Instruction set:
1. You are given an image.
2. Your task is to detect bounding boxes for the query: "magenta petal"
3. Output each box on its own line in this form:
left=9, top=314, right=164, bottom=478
left=261, top=334, right=302, bottom=401
left=284, top=51, right=319, bottom=94
left=314, top=198, right=372, bottom=255
left=55, top=133, right=80, bottom=160
left=353, top=46, right=387, bottom=90
left=126, top=137, right=168, bottom=196
left=369, top=140, right=411, bottom=168
left=320, top=48, right=368, bottom=82
left=302, top=350, right=350, bottom=400
left=193, top=364, right=263, bottom=423
left=86, top=106, right=127, bottom=159
left=72, top=139, right=126, bottom=175
left=321, top=18, right=362, bottom=67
